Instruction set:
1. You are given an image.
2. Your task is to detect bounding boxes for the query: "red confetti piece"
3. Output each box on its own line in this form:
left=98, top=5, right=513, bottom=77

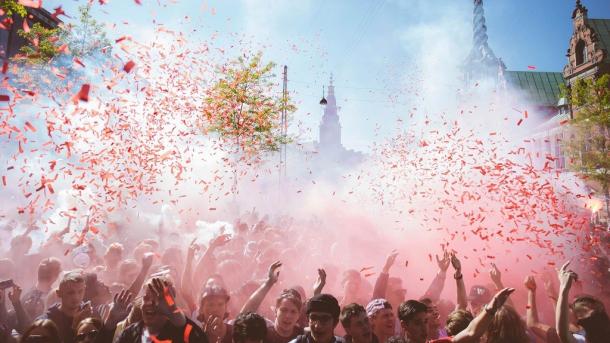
left=123, top=60, right=136, bottom=73
left=2, top=61, right=8, bottom=74
left=24, top=121, right=36, bottom=132
left=527, top=65, right=536, bottom=70
left=1, top=176, right=5, bottom=186
left=18, top=0, right=42, bottom=8
left=22, top=18, right=30, bottom=33
left=183, top=324, right=192, bottom=343
left=559, top=119, right=569, bottom=125
left=115, top=36, right=129, bottom=43
left=73, top=57, right=85, bottom=68
left=0, top=95, right=9, bottom=101
left=517, top=118, right=523, bottom=126
left=77, top=84, right=90, bottom=102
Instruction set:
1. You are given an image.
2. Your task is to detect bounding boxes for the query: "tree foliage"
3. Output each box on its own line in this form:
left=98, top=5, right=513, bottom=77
left=58, top=5, right=112, bottom=57
left=202, top=52, right=295, bottom=155
left=562, top=74, right=610, bottom=219
left=0, top=0, right=27, bottom=17
left=16, top=23, right=60, bottom=64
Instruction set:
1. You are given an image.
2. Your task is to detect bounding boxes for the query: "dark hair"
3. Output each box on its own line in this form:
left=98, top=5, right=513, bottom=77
left=307, top=294, right=341, bottom=322
left=21, top=319, right=61, bottom=343
left=75, top=317, right=103, bottom=333
left=340, top=303, right=366, bottom=330
left=276, top=288, right=303, bottom=311
left=398, top=300, right=428, bottom=324
left=572, top=295, right=606, bottom=313
left=445, top=310, right=474, bottom=336
left=484, top=306, right=529, bottom=343
left=233, top=312, right=268, bottom=343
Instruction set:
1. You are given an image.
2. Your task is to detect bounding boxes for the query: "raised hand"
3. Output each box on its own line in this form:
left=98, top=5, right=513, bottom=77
left=267, top=261, right=282, bottom=285
left=187, top=238, right=200, bottom=261
left=557, top=261, right=578, bottom=289
left=489, top=263, right=503, bottom=286
left=383, top=250, right=399, bottom=273
left=486, top=287, right=515, bottom=313
left=210, top=234, right=231, bottom=249
left=436, top=250, right=450, bottom=272
left=524, top=275, right=536, bottom=291
left=148, top=278, right=174, bottom=316
left=142, top=252, right=155, bottom=270
left=7, top=284, right=22, bottom=307
left=450, top=252, right=461, bottom=272
left=108, top=289, right=134, bottom=322
left=204, top=314, right=227, bottom=343
left=313, top=268, right=327, bottom=295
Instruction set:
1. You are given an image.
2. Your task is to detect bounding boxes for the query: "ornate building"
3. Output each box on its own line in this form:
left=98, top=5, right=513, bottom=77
left=315, top=75, right=364, bottom=167
left=0, top=6, right=61, bottom=59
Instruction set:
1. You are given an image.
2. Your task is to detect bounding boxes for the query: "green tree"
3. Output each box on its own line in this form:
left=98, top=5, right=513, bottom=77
left=0, top=0, right=27, bottom=17
left=16, top=23, right=60, bottom=64
left=58, top=4, right=112, bottom=57
left=562, top=74, right=610, bottom=221
left=202, top=52, right=295, bottom=154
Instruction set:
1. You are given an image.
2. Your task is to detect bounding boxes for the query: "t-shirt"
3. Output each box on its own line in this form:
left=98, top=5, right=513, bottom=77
left=265, top=325, right=303, bottom=343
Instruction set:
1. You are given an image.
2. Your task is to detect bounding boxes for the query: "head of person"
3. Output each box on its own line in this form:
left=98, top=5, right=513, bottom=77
left=103, top=243, right=123, bottom=269
left=38, top=257, right=62, bottom=285
left=10, top=234, right=32, bottom=257
left=133, top=242, right=155, bottom=263
left=118, top=260, right=139, bottom=286
left=445, top=310, right=474, bottom=337
left=20, top=319, right=61, bottom=343
left=341, top=270, right=362, bottom=297
left=398, top=300, right=429, bottom=343
left=205, top=274, right=227, bottom=289
left=233, top=312, right=268, bottom=343
left=273, top=288, right=302, bottom=332
left=84, top=273, right=112, bottom=306
left=484, top=306, right=528, bottom=343
left=57, top=270, right=86, bottom=312
left=366, top=298, right=395, bottom=338
left=141, top=278, right=175, bottom=329
left=571, top=295, right=610, bottom=340
left=341, top=303, right=373, bottom=343
left=468, top=285, right=492, bottom=314
left=75, top=317, right=102, bottom=343
left=198, top=285, right=230, bottom=322
left=307, top=294, right=341, bottom=342
left=419, top=298, right=440, bottom=339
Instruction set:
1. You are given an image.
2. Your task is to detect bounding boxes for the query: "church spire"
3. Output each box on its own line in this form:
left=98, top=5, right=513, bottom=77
left=462, top=0, right=504, bottom=85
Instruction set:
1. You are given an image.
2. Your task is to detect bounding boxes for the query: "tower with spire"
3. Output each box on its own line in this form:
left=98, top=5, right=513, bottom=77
left=462, top=0, right=506, bottom=86
left=319, top=74, right=342, bottom=153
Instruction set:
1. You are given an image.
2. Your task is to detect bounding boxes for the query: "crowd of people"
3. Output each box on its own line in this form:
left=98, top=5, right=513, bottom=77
left=0, top=211, right=608, bottom=343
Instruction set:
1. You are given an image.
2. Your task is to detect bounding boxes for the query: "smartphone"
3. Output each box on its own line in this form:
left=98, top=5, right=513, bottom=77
left=0, top=279, right=14, bottom=290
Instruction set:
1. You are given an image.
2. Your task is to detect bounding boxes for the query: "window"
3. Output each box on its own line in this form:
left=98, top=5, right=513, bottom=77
left=575, top=40, right=588, bottom=65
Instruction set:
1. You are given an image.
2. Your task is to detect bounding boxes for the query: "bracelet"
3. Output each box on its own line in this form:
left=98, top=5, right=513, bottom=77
left=454, top=272, right=463, bottom=280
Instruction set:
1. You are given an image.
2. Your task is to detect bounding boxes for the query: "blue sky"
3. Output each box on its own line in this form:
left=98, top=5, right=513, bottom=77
left=44, top=0, right=610, bottom=151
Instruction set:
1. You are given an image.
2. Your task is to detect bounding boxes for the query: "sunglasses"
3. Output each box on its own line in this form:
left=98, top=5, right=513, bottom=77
left=309, top=314, right=333, bottom=324
left=76, top=330, right=99, bottom=341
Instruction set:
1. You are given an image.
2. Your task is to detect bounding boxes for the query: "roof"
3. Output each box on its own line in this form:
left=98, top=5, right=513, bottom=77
left=504, top=71, right=565, bottom=107
left=588, top=19, right=610, bottom=56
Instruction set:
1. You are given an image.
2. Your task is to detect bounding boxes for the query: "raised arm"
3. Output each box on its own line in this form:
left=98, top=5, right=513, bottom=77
left=313, top=268, right=327, bottom=296
left=556, top=261, right=578, bottom=343
left=7, top=285, right=29, bottom=334
left=422, top=250, right=449, bottom=302
left=451, top=252, right=467, bottom=311
left=373, top=251, right=398, bottom=300
left=127, top=253, right=154, bottom=296
left=240, top=261, right=281, bottom=314
left=489, top=263, right=515, bottom=309
left=181, top=239, right=199, bottom=314
left=150, top=278, right=186, bottom=327
left=524, top=275, right=557, bottom=340
left=193, top=234, right=231, bottom=287
left=452, top=287, right=515, bottom=342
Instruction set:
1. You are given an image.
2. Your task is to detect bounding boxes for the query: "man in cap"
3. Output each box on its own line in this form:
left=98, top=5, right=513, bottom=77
left=365, top=299, right=394, bottom=343
left=289, top=294, right=345, bottom=343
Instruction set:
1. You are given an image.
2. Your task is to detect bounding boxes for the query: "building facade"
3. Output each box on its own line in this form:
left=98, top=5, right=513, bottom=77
left=0, top=6, right=60, bottom=60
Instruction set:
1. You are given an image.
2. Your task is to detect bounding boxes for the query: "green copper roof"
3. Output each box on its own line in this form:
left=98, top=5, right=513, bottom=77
left=588, top=19, right=610, bottom=55
left=504, top=71, right=565, bottom=107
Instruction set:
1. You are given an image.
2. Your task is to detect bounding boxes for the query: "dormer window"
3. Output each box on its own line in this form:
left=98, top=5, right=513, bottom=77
left=575, top=40, right=588, bottom=65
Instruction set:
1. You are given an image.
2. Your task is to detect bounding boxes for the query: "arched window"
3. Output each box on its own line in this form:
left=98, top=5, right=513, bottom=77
left=575, top=40, right=588, bottom=65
